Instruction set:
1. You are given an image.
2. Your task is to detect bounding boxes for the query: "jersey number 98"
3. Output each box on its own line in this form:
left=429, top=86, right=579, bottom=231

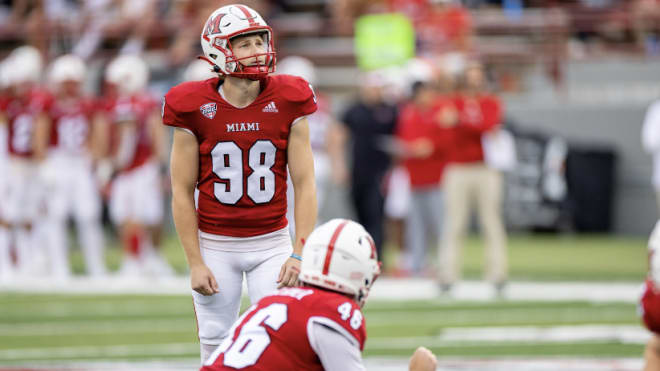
left=211, top=140, right=276, bottom=205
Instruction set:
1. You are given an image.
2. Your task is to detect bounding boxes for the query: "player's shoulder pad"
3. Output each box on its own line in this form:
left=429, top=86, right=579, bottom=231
left=272, top=74, right=314, bottom=104
left=164, top=79, right=213, bottom=113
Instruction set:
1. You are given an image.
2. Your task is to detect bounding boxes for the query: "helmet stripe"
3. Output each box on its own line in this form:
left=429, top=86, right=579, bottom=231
left=235, top=5, right=259, bottom=27
left=322, top=220, right=349, bottom=275
left=366, top=235, right=377, bottom=259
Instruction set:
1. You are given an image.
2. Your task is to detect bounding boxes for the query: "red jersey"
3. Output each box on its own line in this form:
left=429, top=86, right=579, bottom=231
left=641, top=279, right=660, bottom=334
left=163, top=75, right=317, bottom=237
left=202, top=287, right=366, bottom=371
left=48, top=97, right=96, bottom=155
left=396, top=99, right=455, bottom=187
left=2, top=89, right=53, bottom=158
left=106, top=94, right=158, bottom=172
left=451, top=94, right=502, bottom=164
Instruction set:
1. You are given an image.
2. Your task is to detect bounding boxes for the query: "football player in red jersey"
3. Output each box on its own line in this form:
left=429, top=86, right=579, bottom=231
left=0, top=58, right=11, bottom=282
left=105, top=54, right=173, bottom=277
left=641, top=220, right=660, bottom=370
left=201, top=219, right=437, bottom=371
left=40, top=54, right=108, bottom=280
left=0, top=46, right=52, bottom=280
left=163, top=4, right=318, bottom=362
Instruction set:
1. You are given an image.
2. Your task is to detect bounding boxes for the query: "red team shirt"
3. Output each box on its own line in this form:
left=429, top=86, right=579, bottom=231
left=451, top=94, right=502, bottom=164
left=48, top=98, right=97, bottom=155
left=106, top=94, right=159, bottom=172
left=2, top=89, right=54, bottom=158
left=202, top=287, right=366, bottom=371
left=396, top=99, right=455, bottom=187
left=162, top=75, right=317, bottom=237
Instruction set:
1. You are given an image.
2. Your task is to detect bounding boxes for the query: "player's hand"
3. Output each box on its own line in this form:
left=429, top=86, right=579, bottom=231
left=190, top=264, right=219, bottom=296
left=408, top=346, right=437, bottom=371
left=277, top=257, right=301, bottom=288
left=409, top=139, right=433, bottom=159
left=436, top=106, right=457, bottom=128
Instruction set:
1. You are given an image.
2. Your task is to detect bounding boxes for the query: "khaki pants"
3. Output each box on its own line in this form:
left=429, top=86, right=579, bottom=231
left=439, top=163, right=508, bottom=285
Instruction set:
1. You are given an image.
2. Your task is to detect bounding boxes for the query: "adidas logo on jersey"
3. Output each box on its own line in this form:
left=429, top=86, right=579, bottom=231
left=262, top=101, right=278, bottom=113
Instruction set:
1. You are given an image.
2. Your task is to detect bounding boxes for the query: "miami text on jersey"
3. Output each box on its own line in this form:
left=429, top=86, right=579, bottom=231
left=226, top=122, right=261, bottom=132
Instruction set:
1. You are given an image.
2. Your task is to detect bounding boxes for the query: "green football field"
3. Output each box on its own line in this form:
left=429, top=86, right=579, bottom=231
left=0, top=232, right=650, bottom=365
left=73, top=231, right=649, bottom=282
left=0, top=295, right=643, bottom=363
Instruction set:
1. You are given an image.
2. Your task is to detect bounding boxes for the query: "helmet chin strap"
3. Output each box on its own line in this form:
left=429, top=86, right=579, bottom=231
left=197, top=56, right=221, bottom=73
left=197, top=55, right=269, bottom=80
left=357, top=289, right=367, bottom=307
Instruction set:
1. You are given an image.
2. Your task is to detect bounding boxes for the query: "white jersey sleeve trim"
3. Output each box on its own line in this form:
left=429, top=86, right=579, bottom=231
left=307, top=320, right=365, bottom=371
left=291, top=115, right=308, bottom=127
left=307, top=316, right=360, bottom=350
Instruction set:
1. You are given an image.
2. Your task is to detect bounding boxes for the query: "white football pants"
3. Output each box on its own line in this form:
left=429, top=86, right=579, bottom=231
left=192, top=226, right=292, bottom=359
left=43, top=155, right=106, bottom=278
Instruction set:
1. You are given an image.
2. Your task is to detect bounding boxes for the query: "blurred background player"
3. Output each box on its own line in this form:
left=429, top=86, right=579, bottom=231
left=640, top=220, right=660, bottom=370
left=163, top=4, right=317, bottom=363
left=0, top=58, right=11, bottom=282
left=330, top=70, right=399, bottom=262
left=643, top=96, right=660, bottom=217
left=277, top=56, right=335, bottom=232
left=104, top=54, right=172, bottom=278
left=182, top=59, right=218, bottom=83
left=41, top=54, right=107, bottom=280
left=201, top=218, right=437, bottom=371
left=395, top=73, right=456, bottom=277
left=0, top=46, right=51, bottom=280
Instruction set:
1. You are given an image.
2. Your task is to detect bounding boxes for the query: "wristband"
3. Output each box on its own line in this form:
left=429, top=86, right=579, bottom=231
left=290, top=253, right=302, bottom=261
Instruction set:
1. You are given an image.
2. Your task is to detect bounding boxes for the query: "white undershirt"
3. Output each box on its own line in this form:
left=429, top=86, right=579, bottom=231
left=309, top=322, right=366, bottom=371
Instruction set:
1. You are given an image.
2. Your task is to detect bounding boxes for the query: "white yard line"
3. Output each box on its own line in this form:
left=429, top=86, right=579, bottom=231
left=0, top=320, right=194, bottom=336
left=367, top=357, right=644, bottom=371
left=0, top=356, right=645, bottom=371
left=2, top=358, right=645, bottom=371
left=365, top=324, right=650, bottom=349
left=0, top=277, right=644, bottom=302
left=0, top=325, right=648, bottom=361
left=0, top=343, right=198, bottom=361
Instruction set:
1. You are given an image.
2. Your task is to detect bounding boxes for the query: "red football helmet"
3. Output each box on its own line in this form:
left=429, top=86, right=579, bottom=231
left=200, top=4, right=276, bottom=80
